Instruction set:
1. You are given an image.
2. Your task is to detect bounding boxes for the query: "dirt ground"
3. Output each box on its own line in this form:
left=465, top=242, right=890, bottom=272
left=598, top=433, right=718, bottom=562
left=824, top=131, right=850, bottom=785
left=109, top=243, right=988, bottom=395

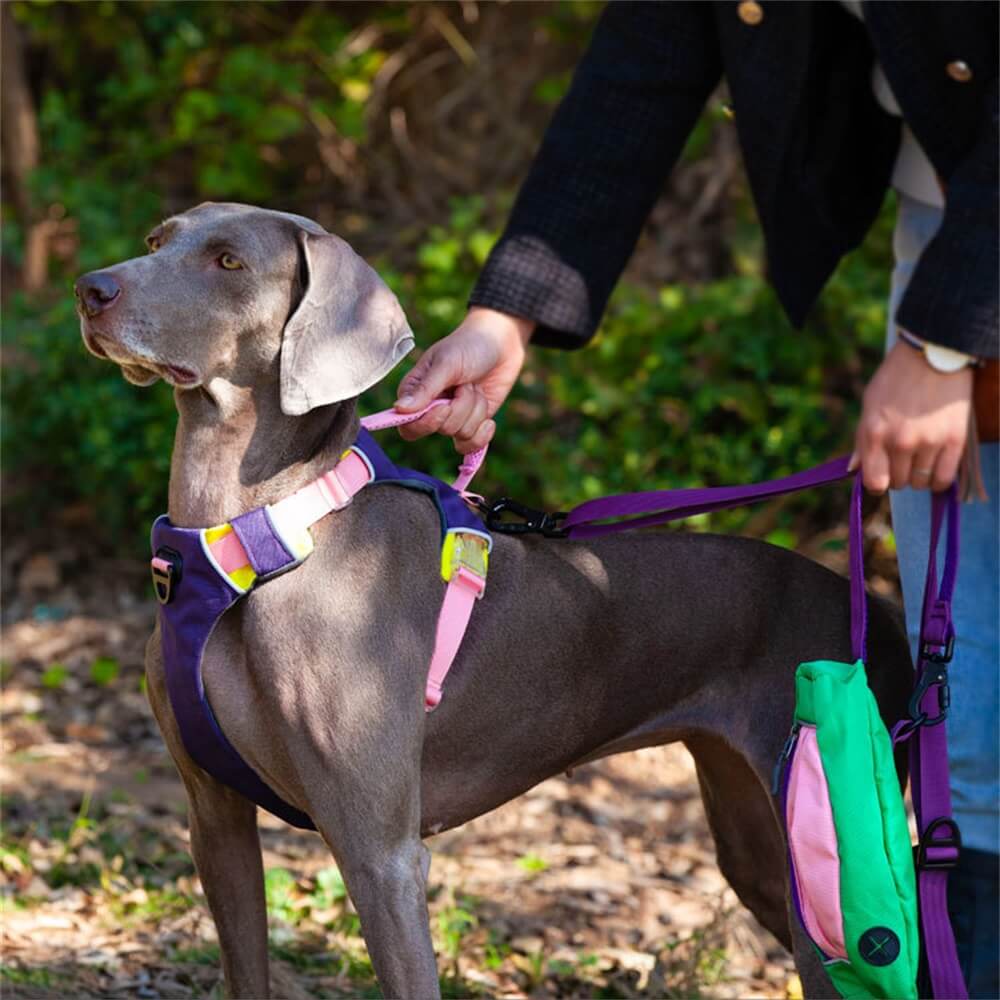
left=1, top=514, right=899, bottom=999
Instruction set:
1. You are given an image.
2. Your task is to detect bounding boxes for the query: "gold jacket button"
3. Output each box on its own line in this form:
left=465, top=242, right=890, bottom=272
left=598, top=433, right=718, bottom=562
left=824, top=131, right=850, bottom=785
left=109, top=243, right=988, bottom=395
left=738, top=1, right=764, bottom=26
left=946, top=60, right=973, bottom=83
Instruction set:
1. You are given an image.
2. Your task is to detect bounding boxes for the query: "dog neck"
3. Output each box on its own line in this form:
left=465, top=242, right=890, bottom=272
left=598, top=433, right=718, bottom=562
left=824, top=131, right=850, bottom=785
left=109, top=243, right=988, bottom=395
left=167, top=377, right=358, bottom=528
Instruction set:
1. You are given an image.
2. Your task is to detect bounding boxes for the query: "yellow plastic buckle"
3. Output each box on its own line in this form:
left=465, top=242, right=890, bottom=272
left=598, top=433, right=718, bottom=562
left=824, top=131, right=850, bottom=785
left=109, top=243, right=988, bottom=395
left=440, top=531, right=489, bottom=584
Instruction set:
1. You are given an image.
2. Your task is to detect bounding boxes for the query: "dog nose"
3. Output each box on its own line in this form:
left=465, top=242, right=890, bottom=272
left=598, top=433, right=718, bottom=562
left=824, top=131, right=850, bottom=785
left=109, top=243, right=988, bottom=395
left=74, top=271, right=121, bottom=317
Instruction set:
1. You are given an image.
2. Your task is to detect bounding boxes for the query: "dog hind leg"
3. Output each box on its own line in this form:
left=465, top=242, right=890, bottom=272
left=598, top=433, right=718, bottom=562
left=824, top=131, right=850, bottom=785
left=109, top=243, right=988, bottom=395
left=686, top=735, right=791, bottom=947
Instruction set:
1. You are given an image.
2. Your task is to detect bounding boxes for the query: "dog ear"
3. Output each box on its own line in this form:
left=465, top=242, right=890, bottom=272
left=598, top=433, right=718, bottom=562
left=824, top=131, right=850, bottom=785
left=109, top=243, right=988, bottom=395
left=279, top=229, right=414, bottom=415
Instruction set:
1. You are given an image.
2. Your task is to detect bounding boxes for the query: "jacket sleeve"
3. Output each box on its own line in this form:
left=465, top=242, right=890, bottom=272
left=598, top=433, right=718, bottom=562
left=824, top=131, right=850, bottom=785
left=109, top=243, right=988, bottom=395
left=469, top=2, right=722, bottom=349
left=896, top=77, right=999, bottom=359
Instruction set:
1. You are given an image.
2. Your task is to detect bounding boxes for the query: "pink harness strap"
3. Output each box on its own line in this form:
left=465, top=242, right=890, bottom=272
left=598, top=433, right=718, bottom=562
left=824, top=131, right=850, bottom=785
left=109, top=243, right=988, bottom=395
left=361, top=401, right=489, bottom=710
left=360, top=400, right=488, bottom=493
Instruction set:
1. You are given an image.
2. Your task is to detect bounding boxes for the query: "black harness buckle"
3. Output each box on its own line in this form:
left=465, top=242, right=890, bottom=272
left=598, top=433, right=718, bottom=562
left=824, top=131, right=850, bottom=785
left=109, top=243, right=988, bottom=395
left=151, top=546, right=183, bottom=605
left=479, top=497, right=569, bottom=538
left=916, top=816, right=962, bottom=871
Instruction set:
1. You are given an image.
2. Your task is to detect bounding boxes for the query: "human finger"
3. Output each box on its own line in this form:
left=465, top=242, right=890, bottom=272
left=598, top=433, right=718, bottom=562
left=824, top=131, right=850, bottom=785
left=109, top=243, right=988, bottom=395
left=398, top=401, right=451, bottom=441
left=453, top=390, right=489, bottom=446
left=439, top=383, right=477, bottom=437
left=908, top=445, right=938, bottom=491
left=887, top=431, right=916, bottom=490
left=931, top=439, right=963, bottom=493
left=455, top=419, right=496, bottom=455
left=396, top=345, right=461, bottom=412
left=860, top=422, right=891, bottom=494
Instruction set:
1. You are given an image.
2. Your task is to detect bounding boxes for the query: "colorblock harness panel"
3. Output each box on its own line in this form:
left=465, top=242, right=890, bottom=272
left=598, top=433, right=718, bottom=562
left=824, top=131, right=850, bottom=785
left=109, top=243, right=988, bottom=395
left=151, top=420, right=491, bottom=831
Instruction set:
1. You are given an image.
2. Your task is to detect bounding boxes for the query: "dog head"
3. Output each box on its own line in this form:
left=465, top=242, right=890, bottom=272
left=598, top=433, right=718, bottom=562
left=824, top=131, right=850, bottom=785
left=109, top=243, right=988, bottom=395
left=75, top=202, right=414, bottom=414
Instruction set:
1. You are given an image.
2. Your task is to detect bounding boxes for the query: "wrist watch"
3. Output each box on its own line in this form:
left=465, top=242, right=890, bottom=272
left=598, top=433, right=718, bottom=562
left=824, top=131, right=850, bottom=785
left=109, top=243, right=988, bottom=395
left=897, top=328, right=981, bottom=373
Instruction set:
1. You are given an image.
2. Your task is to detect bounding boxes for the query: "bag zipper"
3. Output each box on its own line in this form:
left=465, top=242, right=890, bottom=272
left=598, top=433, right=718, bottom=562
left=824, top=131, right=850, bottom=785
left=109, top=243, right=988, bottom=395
left=771, top=721, right=802, bottom=795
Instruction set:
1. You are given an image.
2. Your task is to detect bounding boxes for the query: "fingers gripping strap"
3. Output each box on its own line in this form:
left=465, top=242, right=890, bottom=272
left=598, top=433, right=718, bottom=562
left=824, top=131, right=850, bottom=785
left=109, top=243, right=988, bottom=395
left=361, top=400, right=488, bottom=491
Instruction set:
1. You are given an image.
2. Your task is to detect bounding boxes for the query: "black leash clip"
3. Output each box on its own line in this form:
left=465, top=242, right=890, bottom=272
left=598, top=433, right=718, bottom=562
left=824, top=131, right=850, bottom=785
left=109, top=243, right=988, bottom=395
left=907, top=663, right=951, bottom=729
left=479, top=497, right=569, bottom=538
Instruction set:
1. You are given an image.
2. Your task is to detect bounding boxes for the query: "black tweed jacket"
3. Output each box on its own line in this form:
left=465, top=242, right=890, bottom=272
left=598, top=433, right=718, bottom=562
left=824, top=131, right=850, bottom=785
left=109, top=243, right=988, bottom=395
left=470, top=1, right=999, bottom=358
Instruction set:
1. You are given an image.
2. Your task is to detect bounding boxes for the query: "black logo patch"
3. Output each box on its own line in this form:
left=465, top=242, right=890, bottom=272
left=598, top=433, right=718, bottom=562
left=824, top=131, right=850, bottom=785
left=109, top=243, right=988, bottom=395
left=858, top=926, right=901, bottom=966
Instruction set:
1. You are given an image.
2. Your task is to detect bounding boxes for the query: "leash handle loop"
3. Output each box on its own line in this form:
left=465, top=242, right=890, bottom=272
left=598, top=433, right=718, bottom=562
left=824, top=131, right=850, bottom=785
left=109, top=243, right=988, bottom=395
left=361, top=399, right=488, bottom=493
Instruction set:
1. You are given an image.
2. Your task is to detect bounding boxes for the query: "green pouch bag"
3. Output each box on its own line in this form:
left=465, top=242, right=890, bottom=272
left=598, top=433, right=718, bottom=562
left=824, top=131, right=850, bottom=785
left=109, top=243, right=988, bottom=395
left=774, top=478, right=918, bottom=998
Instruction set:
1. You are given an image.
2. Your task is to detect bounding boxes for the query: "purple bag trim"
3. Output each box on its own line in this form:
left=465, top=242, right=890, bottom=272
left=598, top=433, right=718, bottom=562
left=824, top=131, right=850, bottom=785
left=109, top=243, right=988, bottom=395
left=230, top=506, right=295, bottom=578
left=152, top=431, right=489, bottom=830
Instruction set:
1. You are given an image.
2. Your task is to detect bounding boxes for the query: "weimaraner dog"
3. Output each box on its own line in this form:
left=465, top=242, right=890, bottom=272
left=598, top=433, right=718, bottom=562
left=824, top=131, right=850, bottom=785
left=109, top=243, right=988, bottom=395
left=76, top=203, right=912, bottom=1000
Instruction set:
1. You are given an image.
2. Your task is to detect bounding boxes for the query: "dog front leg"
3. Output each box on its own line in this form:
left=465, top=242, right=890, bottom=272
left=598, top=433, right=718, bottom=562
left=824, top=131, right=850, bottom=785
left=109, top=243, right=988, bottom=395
left=303, top=709, right=440, bottom=997
left=186, top=777, right=269, bottom=998
left=146, top=640, right=269, bottom=999
left=332, top=836, right=439, bottom=999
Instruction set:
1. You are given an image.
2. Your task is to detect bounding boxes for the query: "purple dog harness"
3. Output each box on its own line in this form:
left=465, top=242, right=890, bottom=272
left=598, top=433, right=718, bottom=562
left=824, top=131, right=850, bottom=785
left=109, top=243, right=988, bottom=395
left=151, top=411, right=965, bottom=995
left=150, top=404, right=491, bottom=830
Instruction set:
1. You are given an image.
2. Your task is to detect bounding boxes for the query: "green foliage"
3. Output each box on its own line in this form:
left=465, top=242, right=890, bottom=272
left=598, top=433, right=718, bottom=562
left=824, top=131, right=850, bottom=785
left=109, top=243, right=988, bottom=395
left=371, top=194, right=894, bottom=537
left=2, top=1, right=894, bottom=557
left=309, top=865, right=348, bottom=909
left=89, top=657, right=120, bottom=687
left=436, top=899, right=477, bottom=969
left=40, top=663, right=69, bottom=689
left=263, top=866, right=297, bottom=924
left=515, top=852, right=549, bottom=873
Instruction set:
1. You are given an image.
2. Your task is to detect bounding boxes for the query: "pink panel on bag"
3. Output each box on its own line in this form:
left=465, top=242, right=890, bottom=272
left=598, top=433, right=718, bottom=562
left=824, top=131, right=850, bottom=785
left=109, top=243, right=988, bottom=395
left=786, top=726, right=847, bottom=959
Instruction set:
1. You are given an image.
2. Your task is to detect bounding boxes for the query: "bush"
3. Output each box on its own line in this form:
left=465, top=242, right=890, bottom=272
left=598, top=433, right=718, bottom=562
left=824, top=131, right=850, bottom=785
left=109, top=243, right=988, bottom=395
left=2, top=2, right=895, bottom=555
left=3, top=193, right=894, bottom=554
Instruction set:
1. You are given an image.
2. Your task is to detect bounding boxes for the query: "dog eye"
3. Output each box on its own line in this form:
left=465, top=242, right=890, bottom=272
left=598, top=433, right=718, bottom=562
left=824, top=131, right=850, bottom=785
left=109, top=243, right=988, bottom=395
left=146, top=237, right=162, bottom=253
left=218, top=253, right=243, bottom=271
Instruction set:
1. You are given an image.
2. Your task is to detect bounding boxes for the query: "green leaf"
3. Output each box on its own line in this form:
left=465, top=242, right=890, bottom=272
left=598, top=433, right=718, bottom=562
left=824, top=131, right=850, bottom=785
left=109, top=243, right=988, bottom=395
left=264, top=867, right=297, bottom=922
left=89, top=658, right=120, bottom=686
left=41, top=663, right=69, bottom=689
left=312, top=866, right=347, bottom=907
left=516, top=853, right=549, bottom=873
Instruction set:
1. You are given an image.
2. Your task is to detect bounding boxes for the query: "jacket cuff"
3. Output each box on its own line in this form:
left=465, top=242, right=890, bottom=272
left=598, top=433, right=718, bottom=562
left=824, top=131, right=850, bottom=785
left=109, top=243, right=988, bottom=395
left=469, top=235, right=596, bottom=349
left=896, top=216, right=999, bottom=359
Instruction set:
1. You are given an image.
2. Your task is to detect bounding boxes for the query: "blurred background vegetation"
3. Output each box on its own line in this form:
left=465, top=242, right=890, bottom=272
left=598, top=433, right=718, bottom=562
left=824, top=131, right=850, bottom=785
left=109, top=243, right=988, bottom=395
left=2, top=0, right=894, bottom=556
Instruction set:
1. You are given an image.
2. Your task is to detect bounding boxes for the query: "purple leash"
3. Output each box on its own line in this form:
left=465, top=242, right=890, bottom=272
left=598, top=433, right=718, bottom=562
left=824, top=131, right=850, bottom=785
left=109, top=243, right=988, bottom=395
left=560, top=458, right=965, bottom=998
left=909, top=485, right=966, bottom=1000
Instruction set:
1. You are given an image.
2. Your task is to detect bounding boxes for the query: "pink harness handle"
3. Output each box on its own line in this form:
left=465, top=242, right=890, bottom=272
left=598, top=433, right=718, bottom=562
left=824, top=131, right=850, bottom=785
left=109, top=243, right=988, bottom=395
left=360, top=399, right=487, bottom=493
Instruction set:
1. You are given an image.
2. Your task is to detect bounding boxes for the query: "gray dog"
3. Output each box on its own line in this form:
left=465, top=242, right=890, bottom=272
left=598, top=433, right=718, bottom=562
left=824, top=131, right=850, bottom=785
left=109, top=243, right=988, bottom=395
left=76, top=203, right=911, bottom=1000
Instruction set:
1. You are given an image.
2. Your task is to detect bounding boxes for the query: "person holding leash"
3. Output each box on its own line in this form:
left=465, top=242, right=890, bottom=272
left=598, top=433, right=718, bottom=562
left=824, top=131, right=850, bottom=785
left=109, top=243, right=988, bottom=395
left=393, top=3, right=998, bottom=995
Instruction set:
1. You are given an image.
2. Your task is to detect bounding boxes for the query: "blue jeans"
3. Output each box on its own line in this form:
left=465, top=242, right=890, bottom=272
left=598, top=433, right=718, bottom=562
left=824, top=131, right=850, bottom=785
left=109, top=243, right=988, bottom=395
left=888, top=194, right=999, bottom=997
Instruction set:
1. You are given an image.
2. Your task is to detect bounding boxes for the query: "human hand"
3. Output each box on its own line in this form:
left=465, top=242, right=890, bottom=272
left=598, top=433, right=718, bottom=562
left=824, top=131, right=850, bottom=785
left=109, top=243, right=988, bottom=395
left=394, top=307, right=535, bottom=453
left=851, top=339, right=973, bottom=493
